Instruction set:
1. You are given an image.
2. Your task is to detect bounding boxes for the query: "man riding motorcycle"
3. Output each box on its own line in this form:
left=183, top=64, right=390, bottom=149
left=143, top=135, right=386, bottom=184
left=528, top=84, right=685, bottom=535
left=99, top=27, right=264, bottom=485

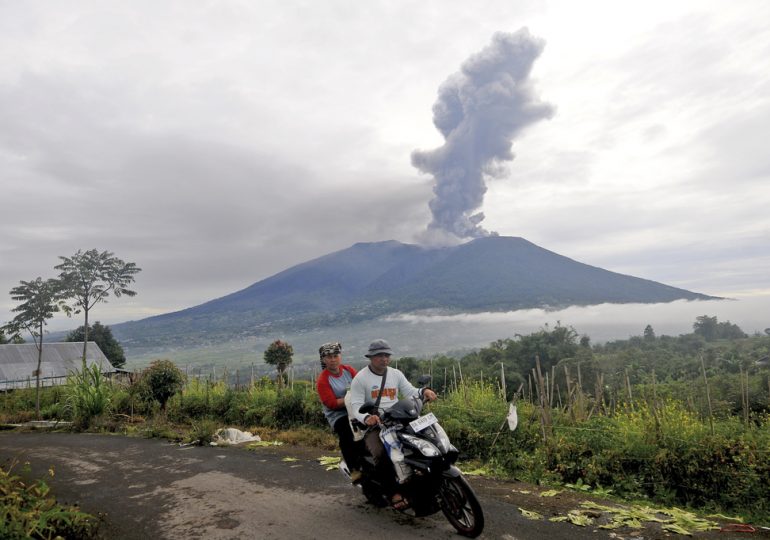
left=349, top=339, right=437, bottom=509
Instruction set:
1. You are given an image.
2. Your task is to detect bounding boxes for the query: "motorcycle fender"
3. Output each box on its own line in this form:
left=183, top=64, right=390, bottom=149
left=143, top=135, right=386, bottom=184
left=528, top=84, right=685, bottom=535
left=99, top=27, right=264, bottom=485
left=442, top=465, right=463, bottom=478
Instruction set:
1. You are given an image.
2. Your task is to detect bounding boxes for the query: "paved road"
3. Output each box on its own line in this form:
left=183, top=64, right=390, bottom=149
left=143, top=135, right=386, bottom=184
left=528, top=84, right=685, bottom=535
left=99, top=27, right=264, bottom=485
left=0, top=432, right=755, bottom=540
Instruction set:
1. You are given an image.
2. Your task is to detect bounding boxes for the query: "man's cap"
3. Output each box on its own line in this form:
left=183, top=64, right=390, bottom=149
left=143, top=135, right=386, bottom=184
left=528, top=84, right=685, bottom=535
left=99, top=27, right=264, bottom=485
left=319, top=342, right=342, bottom=360
left=365, top=339, right=393, bottom=358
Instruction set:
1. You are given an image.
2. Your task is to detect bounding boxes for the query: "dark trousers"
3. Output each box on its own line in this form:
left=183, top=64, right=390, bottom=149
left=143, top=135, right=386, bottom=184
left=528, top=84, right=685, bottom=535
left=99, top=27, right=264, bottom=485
left=333, top=416, right=360, bottom=471
left=364, top=427, right=398, bottom=496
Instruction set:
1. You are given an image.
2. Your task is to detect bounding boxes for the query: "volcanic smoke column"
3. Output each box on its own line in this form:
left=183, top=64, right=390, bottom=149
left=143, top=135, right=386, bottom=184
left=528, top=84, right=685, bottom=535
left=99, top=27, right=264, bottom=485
left=412, top=29, right=554, bottom=241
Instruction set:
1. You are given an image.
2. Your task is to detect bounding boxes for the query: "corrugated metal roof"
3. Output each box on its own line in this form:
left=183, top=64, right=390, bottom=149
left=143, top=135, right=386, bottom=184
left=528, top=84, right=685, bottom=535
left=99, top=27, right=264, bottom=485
left=0, top=342, right=113, bottom=390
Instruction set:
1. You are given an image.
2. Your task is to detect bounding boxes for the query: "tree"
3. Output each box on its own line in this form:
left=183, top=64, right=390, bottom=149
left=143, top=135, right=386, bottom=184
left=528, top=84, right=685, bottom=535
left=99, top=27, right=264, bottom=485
left=66, top=321, right=126, bottom=369
left=694, top=315, right=747, bottom=341
left=716, top=320, right=747, bottom=340
left=0, top=329, right=24, bottom=344
left=2, top=277, right=67, bottom=419
left=395, top=357, right=422, bottom=382
left=643, top=325, right=656, bottom=341
left=693, top=315, right=719, bottom=341
left=141, top=359, right=184, bottom=411
left=56, top=249, right=141, bottom=361
left=263, top=340, right=293, bottom=389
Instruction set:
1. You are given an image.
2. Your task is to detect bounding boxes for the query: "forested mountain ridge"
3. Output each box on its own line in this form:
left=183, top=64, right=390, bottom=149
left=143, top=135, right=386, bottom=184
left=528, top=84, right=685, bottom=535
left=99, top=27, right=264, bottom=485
left=111, top=236, right=717, bottom=346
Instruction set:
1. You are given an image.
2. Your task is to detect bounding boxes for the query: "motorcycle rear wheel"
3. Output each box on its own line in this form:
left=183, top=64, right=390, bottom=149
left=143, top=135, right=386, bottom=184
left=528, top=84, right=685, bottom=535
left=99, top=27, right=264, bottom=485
left=438, top=475, right=484, bottom=538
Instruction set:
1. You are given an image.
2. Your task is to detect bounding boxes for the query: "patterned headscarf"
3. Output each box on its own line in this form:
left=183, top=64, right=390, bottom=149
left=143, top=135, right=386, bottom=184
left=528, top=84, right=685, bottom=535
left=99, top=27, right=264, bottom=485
left=318, top=342, right=342, bottom=368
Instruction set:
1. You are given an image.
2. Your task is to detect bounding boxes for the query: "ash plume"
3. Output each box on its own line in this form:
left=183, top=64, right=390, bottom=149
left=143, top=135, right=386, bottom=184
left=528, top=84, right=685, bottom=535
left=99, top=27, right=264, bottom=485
left=412, top=29, right=554, bottom=242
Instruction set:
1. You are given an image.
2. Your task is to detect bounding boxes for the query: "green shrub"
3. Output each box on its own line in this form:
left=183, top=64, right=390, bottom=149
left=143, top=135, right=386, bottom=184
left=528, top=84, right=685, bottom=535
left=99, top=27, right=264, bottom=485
left=141, top=359, right=184, bottom=411
left=0, top=462, right=98, bottom=539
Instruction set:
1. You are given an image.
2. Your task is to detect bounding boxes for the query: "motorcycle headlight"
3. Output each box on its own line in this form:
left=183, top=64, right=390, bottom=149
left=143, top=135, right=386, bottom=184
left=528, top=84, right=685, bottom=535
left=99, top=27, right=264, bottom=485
left=401, top=434, right=441, bottom=457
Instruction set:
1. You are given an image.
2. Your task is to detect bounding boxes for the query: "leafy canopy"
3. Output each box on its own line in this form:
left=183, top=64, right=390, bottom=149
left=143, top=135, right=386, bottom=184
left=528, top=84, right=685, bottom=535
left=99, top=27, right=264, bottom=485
left=264, top=340, right=294, bottom=388
left=66, top=321, right=126, bottom=369
left=56, top=249, right=140, bottom=359
left=3, top=277, right=66, bottom=343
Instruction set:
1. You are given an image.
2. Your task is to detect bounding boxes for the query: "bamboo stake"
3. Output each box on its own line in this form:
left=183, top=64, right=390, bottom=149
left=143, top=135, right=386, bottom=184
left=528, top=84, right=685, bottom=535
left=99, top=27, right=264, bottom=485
left=625, top=368, right=633, bottom=405
left=563, top=365, right=574, bottom=420
left=534, top=355, right=552, bottom=442
left=700, top=355, right=715, bottom=436
left=458, top=362, right=467, bottom=400
left=548, top=366, right=556, bottom=409
left=588, top=373, right=603, bottom=419
left=527, top=372, right=532, bottom=404
left=500, top=362, right=507, bottom=402
left=577, top=361, right=583, bottom=393
left=444, top=367, right=448, bottom=395
left=740, top=365, right=749, bottom=426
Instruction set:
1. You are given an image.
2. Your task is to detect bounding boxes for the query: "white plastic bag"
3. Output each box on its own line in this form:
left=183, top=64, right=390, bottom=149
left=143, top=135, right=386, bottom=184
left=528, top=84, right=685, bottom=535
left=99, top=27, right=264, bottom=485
left=507, top=403, right=518, bottom=432
left=380, top=426, right=412, bottom=484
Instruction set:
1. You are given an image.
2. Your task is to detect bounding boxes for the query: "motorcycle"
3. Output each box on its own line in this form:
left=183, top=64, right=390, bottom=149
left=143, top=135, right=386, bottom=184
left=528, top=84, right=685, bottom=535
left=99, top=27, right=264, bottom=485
left=340, top=377, right=484, bottom=538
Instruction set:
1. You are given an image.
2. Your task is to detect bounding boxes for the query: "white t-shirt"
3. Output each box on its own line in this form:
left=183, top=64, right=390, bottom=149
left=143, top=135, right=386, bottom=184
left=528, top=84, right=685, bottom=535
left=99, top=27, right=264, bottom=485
left=349, top=366, right=421, bottom=424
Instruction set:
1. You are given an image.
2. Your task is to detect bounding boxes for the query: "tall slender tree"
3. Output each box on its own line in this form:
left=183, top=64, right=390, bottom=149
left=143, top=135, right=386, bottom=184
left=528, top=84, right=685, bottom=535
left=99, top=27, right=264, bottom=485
left=2, top=277, right=67, bottom=419
left=55, top=249, right=141, bottom=361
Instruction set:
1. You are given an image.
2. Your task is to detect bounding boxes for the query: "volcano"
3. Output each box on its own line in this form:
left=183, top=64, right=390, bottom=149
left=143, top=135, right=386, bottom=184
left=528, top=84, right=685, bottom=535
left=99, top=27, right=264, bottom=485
left=111, top=236, right=716, bottom=347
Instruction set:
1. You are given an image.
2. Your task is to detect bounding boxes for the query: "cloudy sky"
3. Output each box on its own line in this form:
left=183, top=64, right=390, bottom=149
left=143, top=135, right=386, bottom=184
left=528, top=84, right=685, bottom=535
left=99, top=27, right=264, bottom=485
left=2, top=0, right=769, bottom=332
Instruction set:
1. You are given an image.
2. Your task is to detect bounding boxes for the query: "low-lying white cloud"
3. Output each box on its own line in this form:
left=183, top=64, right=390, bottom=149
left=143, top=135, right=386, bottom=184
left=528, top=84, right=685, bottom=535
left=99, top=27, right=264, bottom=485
left=385, top=295, right=770, bottom=342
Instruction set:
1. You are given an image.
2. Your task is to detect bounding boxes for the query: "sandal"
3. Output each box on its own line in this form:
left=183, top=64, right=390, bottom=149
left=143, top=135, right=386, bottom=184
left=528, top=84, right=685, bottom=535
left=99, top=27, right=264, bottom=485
left=391, top=493, right=409, bottom=510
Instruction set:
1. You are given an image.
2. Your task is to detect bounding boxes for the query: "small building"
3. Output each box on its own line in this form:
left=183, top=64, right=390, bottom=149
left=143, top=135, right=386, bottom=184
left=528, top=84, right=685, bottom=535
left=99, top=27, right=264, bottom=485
left=0, top=342, right=115, bottom=391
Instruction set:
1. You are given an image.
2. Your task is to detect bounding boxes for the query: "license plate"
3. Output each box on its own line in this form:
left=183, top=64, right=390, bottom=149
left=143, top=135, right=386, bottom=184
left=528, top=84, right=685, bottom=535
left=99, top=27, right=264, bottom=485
left=410, top=412, right=438, bottom=432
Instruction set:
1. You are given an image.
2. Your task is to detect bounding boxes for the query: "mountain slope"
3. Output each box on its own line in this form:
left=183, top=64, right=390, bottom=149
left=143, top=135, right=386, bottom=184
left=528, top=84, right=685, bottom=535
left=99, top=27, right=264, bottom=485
left=112, top=236, right=716, bottom=347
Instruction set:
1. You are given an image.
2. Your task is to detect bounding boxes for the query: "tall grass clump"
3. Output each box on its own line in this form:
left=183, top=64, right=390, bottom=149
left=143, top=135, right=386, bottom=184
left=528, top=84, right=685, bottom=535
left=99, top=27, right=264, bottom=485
left=168, top=378, right=228, bottom=420
left=431, top=382, right=509, bottom=459
left=65, top=362, right=112, bottom=430
left=165, top=377, right=325, bottom=430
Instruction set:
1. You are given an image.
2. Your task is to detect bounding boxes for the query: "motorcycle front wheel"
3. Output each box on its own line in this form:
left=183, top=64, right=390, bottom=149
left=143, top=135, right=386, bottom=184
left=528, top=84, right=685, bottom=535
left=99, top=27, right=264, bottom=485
left=438, top=475, right=484, bottom=538
left=361, top=479, right=388, bottom=508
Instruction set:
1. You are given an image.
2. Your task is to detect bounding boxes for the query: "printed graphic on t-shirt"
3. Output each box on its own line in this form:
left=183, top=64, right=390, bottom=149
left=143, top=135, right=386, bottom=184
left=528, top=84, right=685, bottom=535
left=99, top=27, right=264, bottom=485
left=370, top=387, right=397, bottom=400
